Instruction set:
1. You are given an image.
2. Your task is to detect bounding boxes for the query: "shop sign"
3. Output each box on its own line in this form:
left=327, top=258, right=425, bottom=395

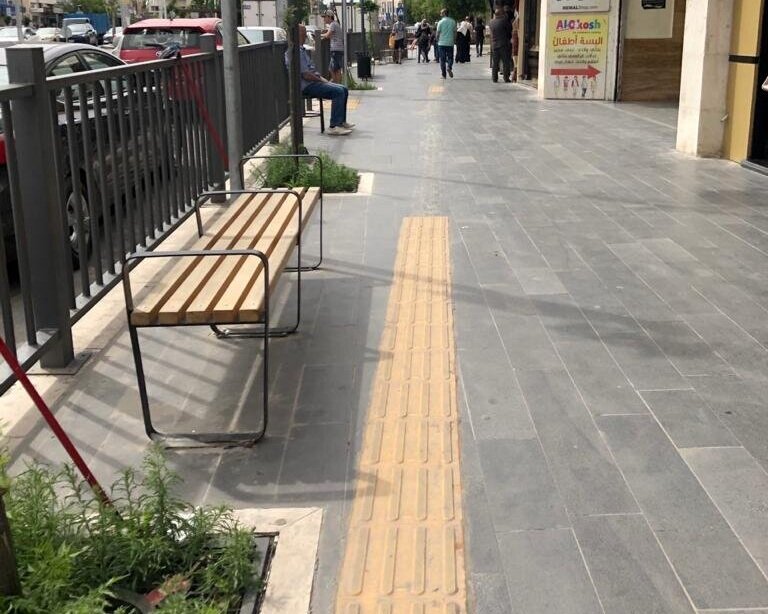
left=544, top=14, right=609, bottom=99
left=549, top=0, right=609, bottom=13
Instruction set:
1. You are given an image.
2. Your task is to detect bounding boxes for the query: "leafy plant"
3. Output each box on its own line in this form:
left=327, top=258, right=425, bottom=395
left=253, top=145, right=360, bottom=193
left=344, top=72, right=376, bottom=91
left=0, top=446, right=259, bottom=613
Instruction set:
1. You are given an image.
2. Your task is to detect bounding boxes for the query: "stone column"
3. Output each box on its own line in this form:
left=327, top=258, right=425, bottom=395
left=676, top=0, right=733, bottom=156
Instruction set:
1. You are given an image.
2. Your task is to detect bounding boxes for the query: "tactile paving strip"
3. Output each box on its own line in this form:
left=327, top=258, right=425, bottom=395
left=335, top=217, right=467, bottom=614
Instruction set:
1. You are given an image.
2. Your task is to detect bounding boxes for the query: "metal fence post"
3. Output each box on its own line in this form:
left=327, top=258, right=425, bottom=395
left=270, top=41, right=281, bottom=145
left=7, top=46, right=74, bottom=369
left=201, top=34, right=226, bottom=195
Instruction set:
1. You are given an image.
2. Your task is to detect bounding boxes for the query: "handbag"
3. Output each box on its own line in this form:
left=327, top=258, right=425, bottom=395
left=388, top=33, right=395, bottom=49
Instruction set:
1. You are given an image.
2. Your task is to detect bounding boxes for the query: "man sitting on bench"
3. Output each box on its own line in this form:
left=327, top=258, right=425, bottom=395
left=288, top=24, right=356, bottom=136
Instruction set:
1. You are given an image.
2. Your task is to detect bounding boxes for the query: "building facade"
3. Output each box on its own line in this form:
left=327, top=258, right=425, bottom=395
left=531, top=0, right=768, bottom=165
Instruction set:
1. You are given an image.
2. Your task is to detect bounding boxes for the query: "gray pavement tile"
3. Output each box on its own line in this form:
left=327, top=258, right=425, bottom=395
left=682, top=446, right=768, bottom=577
left=598, top=414, right=768, bottom=609
left=573, top=514, right=695, bottom=614
left=691, top=278, right=768, bottom=346
left=492, top=313, right=562, bottom=371
left=460, top=415, right=507, bottom=576
left=525, top=228, right=588, bottom=271
left=598, top=325, right=688, bottom=391
left=489, top=215, right=549, bottom=270
left=692, top=375, right=768, bottom=472
left=469, top=573, right=515, bottom=614
left=477, top=438, right=569, bottom=531
left=498, top=528, right=603, bottom=614
left=515, top=267, right=568, bottom=295
left=555, top=340, right=649, bottom=416
left=641, top=320, right=734, bottom=377
left=640, top=389, right=738, bottom=448
left=481, top=281, right=538, bottom=317
left=517, top=369, right=638, bottom=516
left=458, top=221, right=515, bottom=285
left=458, top=347, right=537, bottom=441
left=685, top=313, right=768, bottom=382
left=293, top=364, right=358, bottom=425
left=277, top=422, right=352, bottom=503
left=533, top=293, right=600, bottom=344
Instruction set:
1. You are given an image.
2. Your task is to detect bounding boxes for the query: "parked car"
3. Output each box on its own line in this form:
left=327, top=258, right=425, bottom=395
left=63, top=13, right=111, bottom=44
left=0, top=27, right=40, bottom=43
left=0, top=44, right=127, bottom=264
left=35, top=27, right=61, bottom=43
left=237, top=26, right=287, bottom=43
left=102, top=26, right=123, bottom=46
left=62, top=23, right=99, bottom=46
left=117, top=18, right=248, bottom=63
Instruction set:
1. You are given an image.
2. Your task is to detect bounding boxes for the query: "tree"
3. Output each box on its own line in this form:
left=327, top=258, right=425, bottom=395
left=404, top=0, right=485, bottom=23
left=58, top=0, right=108, bottom=12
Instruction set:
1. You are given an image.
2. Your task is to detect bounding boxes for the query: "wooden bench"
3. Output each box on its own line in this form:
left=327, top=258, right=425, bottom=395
left=122, top=183, right=322, bottom=447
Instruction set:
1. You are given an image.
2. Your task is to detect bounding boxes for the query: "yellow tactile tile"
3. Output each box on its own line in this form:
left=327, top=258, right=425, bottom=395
left=336, top=217, right=467, bottom=614
left=323, top=97, right=360, bottom=110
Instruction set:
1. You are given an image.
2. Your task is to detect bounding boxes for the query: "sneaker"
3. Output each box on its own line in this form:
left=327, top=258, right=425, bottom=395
left=327, top=126, right=352, bottom=136
left=448, top=69, right=453, bottom=78
left=340, top=122, right=356, bottom=129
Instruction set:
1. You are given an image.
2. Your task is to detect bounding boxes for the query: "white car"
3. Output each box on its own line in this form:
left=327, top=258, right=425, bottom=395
left=238, top=26, right=286, bottom=44
left=35, top=27, right=60, bottom=43
left=0, top=26, right=40, bottom=43
left=103, top=26, right=123, bottom=45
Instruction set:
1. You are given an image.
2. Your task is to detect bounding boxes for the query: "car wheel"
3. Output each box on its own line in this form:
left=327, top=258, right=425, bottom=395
left=65, top=183, right=92, bottom=267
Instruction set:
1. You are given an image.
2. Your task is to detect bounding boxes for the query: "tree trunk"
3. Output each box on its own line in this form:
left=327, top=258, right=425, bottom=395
left=0, top=490, right=20, bottom=597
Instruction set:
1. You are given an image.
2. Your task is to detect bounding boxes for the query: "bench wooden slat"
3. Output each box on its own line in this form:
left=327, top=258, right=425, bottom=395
left=183, top=193, right=298, bottom=324
left=130, top=193, right=263, bottom=325
left=208, top=188, right=318, bottom=322
left=155, top=192, right=292, bottom=325
left=130, top=187, right=319, bottom=327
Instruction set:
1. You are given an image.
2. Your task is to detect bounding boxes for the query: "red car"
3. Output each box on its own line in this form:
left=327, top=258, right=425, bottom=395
left=117, top=18, right=248, bottom=63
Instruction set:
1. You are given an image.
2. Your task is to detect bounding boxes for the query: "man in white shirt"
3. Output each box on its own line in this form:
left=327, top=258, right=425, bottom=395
left=321, top=11, right=344, bottom=83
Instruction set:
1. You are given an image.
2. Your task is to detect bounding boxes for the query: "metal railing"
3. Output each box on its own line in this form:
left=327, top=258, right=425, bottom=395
left=0, top=37, right=289, bottom=394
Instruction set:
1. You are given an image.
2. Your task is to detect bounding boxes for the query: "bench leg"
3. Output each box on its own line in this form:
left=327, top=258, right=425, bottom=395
left=319, top=98, right=325, bottom=133
left=127, top=322, right=269, bottom=447
left=286, top=193, right=323, bottom=272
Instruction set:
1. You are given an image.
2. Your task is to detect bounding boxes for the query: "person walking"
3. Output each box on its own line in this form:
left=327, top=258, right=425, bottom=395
left=456, top=16, right=472, bottom=62
left=321, top=11, right=344, bottom=83
left=489, top=7, right=512, bottom=82
left=475, top=16, right=485, bottom=57
left=288, top=25, right=355, bottom=135
left=391, top=15, right=406, bottom=64
left=415, top=19, right=432, bottom=62
left=436, top=8, right=456, bottom=78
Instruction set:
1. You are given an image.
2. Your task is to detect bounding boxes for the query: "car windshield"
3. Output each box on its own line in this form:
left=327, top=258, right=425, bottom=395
left=67, top=24, right=90, bottom=33
left=0, top=27, right=19, bottom=38
left=121, top=27, right=202, bottom=50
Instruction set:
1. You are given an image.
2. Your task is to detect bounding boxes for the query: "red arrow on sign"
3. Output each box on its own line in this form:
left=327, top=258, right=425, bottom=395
left=551, top=65, right=601, bottom=78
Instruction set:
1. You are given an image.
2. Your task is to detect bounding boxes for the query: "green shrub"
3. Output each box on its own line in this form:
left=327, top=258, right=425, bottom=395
left=0, top=446, right=258, bottom=613
left=255, top=145, right=360, bottom=193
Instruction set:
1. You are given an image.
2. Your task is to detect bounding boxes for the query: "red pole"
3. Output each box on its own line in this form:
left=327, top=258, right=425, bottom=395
left=0, top=340, right=112, bottom=507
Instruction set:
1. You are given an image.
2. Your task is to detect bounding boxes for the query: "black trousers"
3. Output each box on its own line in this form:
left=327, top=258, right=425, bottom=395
left=491, top=45, right=512, bottom=81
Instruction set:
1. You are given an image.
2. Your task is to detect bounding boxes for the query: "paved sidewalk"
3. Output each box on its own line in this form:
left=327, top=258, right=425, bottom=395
left=7, top=55, right=768, bottom=613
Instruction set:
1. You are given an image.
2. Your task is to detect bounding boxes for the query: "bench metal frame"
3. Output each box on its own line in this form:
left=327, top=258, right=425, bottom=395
left=122, top=186, right=313, bottom=448
left=239, top=154, right=324, bottom=272
left=123, top=249, right=270, bottom=447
